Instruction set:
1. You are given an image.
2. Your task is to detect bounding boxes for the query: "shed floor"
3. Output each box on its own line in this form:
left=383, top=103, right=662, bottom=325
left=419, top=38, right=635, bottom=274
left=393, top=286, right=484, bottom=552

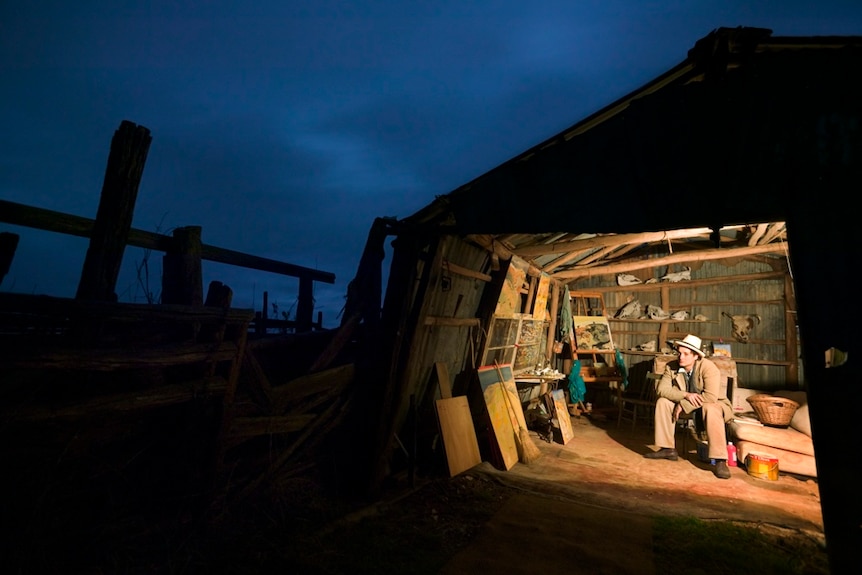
left=439, top=410, right=824, bottom=573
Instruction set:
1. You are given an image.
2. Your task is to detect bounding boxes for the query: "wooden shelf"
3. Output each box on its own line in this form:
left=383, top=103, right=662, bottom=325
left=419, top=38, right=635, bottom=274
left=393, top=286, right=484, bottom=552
left=617, top=349, right=792, bottom=367
left=582, top=376, right=623, bottom=383
left=607, top=318, right=718, bottom=324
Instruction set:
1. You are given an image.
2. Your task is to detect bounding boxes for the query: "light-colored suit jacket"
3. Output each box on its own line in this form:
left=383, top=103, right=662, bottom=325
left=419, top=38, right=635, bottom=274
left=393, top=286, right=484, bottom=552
left=655, top=356, right=734, bottom=421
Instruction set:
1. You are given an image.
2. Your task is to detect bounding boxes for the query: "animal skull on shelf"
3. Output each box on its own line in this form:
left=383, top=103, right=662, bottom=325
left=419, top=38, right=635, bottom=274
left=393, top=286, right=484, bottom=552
left=616, top=273, right=642, bottom=286
left=660, top=266, right=691, bottom=282
left=636, top=340, right=657, bottom=352
left=614, top=297, right=642, bottom=319
left=721, top=311, right=761, bottom=343
left=646, top=304, right=670, bottom=320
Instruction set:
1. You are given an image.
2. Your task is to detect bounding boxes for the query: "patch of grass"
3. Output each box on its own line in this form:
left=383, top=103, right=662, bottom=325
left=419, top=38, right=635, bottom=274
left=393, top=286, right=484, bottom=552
left=652, top=516, right=829, bottom=575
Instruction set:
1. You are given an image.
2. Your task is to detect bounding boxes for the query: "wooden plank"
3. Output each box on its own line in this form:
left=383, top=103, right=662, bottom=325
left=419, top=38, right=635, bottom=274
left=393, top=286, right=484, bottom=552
left=241, top=348, right=274, bottom=410
left=1, top=340, right=240, bottom=370
left=7, top=376, right=228, bottom=421
left=423, top=317, right=481, bottom=327
left=513, top=227, right=723, bottom=257
left=442, top=259, right=492, bottom=282
left=0, top=292, right=255, bottom=323
left=481, top=382, right=518, bottom=470
left=554, top=244, right=787, bottom=280
left=308, top=312, right=359, bottom=372
left=532, top=274, right=550, bottom=320
left=435, top=362, right=452, bottom=398
left=478, top=364, right=528, bottom=431
left=227, top=414, right=318, bottom=439
left=565, top=270, right=786, bottom=291
left=477, top=364, right=521, bottom=470
left=552, top=389, right=575, bottom=445
left=271, top=363, right=355, bottom=411
left=0, top=198, right=335, bottom=284
left=435, top=396, right=482, bottom=477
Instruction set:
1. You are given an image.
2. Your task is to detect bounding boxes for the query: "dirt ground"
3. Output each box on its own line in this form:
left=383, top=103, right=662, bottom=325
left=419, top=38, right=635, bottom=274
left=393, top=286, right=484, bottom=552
left=7, top=410, right=828, bottom=573
left=262, top=412, right=828, bottom=574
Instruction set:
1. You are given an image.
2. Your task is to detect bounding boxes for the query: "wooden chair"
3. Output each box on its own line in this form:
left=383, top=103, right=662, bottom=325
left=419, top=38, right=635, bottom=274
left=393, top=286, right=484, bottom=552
left=675, top=409, right=702, bottom=459
left=617, top=372, right=661, bottom=432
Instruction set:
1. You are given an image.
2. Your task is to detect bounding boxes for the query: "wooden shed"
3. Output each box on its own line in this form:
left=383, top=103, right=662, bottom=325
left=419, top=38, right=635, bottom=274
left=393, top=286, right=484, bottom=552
left=346, top=27, right=862, bottom=572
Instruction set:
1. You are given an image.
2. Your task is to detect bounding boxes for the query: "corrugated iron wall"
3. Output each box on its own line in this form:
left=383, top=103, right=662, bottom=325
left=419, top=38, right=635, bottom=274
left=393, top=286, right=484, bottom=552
left=387, top=235, right=497, bottom=461
left=570, top=258, right=799, bottom=392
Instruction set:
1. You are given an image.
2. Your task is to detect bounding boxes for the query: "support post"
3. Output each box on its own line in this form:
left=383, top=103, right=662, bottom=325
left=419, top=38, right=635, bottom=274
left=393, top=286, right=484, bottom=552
left=0, top=232, right=19, bottom=287
left=296, top=277, right=313, bottom=332
left=162, top=226, right=203, bottom=305
left=76, top=120, right=152, bottom=301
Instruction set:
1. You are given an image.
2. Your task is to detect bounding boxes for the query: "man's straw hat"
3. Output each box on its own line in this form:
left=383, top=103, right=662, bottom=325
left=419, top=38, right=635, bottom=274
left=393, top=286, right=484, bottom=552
left=673, top=334, right=705, bottom=357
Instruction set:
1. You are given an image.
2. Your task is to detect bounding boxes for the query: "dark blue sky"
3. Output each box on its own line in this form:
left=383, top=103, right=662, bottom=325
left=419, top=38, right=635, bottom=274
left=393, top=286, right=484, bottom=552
left=3, top=2, right=861, bottom=327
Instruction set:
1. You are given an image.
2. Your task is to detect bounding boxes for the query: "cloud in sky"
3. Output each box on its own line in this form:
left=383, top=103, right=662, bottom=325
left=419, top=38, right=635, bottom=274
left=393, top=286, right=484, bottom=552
left=2, top=2, right=861, bottom=327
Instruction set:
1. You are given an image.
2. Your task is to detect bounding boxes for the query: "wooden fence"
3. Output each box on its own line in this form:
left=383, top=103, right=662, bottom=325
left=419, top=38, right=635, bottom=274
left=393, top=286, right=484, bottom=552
left=0, top=120, right=336, bottom=333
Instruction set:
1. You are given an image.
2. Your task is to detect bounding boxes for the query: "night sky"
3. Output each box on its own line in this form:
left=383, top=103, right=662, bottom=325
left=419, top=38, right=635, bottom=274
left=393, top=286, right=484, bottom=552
left=3, top=2, right=861, bottom=327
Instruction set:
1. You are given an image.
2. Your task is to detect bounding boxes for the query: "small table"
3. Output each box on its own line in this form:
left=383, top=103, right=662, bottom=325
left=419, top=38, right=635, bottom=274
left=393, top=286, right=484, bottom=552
left=515, top=374, right=566, bottom=406
left=581, top=375, right=624, bottom=416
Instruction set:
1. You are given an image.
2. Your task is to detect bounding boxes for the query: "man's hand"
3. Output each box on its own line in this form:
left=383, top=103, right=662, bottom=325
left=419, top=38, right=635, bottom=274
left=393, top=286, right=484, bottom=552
left=673, top=404, right=682, bottom=421
left=684, top=392, right=703, bottom=408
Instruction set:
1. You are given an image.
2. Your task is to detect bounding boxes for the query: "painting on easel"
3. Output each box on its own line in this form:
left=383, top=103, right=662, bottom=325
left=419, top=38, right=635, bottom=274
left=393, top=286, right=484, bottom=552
left=572, top=315, right=614, bottom=351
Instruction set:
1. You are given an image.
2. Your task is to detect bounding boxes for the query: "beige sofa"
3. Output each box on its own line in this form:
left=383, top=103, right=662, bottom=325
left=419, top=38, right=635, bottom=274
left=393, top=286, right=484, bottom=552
left=728, top=389, right=817, bottom=478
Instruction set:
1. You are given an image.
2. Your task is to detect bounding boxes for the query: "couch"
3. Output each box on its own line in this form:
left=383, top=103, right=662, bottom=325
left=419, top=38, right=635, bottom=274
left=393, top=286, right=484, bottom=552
left=728, top=389, right=817, bottom=478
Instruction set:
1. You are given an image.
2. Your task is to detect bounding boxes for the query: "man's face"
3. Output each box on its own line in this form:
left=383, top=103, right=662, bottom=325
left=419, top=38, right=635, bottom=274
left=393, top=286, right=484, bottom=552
left=678, top=346, right=698, bottom=369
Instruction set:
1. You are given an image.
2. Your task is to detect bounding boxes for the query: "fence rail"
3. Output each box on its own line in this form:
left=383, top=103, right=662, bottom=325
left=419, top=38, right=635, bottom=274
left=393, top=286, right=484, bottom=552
left=0, top=120, right=335, bottom=333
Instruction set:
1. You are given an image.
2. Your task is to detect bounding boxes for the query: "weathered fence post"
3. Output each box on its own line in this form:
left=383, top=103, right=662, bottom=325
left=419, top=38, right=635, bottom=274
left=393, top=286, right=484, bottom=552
left=0, top=232, right=19, bottom=287
left=76, top=120, right=152, bottom=301
left=296, top=277, right=313, bottom=332
left=162, top=225, right=204, bottom=305
left=254, top=291, right=269, bottom=335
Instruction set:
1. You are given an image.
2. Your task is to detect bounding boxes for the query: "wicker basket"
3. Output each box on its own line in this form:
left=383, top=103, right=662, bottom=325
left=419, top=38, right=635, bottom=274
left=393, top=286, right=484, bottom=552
left=746, top=394, right=800, bottom=427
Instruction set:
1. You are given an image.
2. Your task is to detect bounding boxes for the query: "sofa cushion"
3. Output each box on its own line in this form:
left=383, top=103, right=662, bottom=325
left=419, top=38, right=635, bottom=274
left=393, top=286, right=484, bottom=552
left=773, top=390, right=811, bottom=437
left=729, top=420, right=815, bottom=457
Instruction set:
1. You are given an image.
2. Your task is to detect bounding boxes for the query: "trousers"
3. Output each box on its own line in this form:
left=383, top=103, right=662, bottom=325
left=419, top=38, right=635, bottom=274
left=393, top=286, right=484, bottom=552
left=653, top=397, right=728, bottom=459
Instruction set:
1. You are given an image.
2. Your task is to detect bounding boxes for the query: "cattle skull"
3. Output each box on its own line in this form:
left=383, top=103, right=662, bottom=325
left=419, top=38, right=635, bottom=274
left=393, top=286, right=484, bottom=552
left=722, top=311, right=761, bottom=343
left=646, top=304, right=670, bottom=320
left=616, top=273, right=642, bottom=286
left=614, top=298, right=642, bottom=319
left=660, top=266, right=691, bottom=282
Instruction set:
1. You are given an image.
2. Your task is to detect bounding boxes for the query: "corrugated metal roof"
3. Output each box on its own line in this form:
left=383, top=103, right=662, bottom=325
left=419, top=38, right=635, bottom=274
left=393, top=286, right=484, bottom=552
left=400, top=26, right=859, bottom=285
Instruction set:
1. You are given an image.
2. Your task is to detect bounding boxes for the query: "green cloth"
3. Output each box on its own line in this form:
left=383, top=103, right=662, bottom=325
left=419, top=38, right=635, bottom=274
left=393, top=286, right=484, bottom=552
left=568, top=359, right=586, bottom=403
left=615, top=348, right=629, bottom=390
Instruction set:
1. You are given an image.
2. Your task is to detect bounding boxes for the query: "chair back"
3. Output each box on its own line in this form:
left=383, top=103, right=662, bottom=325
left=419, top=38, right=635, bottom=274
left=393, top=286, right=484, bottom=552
left=644, top=372, right=661, bottom=401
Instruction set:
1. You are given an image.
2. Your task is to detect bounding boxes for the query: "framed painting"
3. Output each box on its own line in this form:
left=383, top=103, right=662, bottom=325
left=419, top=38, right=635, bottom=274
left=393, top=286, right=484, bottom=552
left=713, top=343, right=732, bottom=358
left=572, top=315, right=614, bottom=351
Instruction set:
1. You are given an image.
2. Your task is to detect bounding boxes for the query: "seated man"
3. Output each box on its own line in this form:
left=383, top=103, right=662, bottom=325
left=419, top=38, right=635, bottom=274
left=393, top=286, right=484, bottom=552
left=643, top=334, right=734, bottom=479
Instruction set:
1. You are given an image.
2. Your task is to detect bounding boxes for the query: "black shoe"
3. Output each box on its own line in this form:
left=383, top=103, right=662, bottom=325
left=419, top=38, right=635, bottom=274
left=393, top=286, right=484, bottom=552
left=644, top=448, right=679, bottom=461
left=714, top=460, right=731, bottom=479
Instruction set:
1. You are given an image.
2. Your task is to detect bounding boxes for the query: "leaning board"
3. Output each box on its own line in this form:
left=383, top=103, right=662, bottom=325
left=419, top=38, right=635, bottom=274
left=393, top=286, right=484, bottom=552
left=435, top=396, right=482, bottom=476
left=477, top=365, right=520, bottom=470
left=552, top=389, right=575, bottom=445
left=478, top=363, right=528, bottom=431
left=481, top=383, right=518, bottom=469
